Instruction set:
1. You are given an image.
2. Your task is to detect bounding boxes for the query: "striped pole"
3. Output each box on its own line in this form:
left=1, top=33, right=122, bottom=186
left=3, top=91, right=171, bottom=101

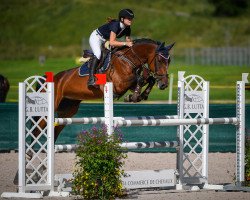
left=114, top=117, right=239, bottom=127
left=120, top=141, right=179, bottom=149
left=55, top=144, right=78, bottom=152
left=54, top=141, right=179, bottom=152
left=54, top=115, right=178, bottom=126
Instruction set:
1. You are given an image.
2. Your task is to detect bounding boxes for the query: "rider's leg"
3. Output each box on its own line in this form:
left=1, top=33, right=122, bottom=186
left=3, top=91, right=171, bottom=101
left=88, top=30, right=103, bottom=87
left=88, top=55, right=99, bottom=86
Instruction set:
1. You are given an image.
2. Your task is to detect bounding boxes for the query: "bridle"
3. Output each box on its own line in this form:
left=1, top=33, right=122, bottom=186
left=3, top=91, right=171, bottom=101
left=148, top=51, right=170, bottom=80
left=116, top=45, right=170, bottom=81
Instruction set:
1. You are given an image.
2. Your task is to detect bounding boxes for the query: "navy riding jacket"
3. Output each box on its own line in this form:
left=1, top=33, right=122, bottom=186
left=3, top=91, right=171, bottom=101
left=97, top=20, right=131, bottom=40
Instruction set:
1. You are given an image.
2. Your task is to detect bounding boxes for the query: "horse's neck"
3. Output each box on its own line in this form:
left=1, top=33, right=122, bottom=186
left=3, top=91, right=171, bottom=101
left=115, top=44, right=155, bottom=67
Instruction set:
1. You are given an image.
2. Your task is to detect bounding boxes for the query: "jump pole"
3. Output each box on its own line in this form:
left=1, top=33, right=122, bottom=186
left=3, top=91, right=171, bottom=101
left=54, top=115, right=178, bottom=126
left=55, top=141, right=180, bottom=152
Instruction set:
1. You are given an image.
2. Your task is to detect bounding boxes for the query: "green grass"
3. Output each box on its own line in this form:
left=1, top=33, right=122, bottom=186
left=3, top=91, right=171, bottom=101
left=0, top=58, right=249, bottom=103
left=0, top=58, right=76, bottom=101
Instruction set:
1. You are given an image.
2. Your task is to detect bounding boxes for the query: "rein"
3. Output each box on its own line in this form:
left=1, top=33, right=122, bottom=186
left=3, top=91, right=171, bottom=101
left=113, top=43, right=170, bottom=81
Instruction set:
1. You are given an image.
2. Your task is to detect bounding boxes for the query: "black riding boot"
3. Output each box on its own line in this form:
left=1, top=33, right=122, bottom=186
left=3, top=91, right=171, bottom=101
left=88, top=56, right=99, bottom=88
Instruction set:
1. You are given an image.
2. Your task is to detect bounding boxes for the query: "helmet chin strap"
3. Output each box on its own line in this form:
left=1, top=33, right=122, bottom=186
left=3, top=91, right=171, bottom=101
left=120, top=21, right=126, bottom=29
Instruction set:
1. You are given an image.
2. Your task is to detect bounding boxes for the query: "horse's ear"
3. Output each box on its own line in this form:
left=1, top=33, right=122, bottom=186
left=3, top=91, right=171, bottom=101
left=157, top=42, right=165, bottom=51
left=166, top=42, right=175, bottom=51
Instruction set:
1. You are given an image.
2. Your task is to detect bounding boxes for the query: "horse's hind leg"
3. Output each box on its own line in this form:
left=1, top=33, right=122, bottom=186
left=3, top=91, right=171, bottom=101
left=55, top=98, right=81, bottom=142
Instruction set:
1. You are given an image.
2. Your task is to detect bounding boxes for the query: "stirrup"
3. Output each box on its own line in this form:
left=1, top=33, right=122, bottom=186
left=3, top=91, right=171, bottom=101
left=87, top=78, right=95, bottom=86
left=87, top=77, right=99, bottom=89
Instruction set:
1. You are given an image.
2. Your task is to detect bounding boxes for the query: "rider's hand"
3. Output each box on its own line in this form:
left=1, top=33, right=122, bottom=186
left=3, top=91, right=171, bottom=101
left=126, top=41, right=133, bottom=47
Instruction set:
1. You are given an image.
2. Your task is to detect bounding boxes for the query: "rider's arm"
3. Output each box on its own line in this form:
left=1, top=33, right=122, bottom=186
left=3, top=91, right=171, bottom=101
left=109, top=31, right=127, bottom=47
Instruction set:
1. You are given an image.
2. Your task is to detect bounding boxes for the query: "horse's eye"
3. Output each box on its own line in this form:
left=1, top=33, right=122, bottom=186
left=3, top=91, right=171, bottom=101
left=158, top=56, right=166, bottom=63
left=157, top=56, right=162, bottom=62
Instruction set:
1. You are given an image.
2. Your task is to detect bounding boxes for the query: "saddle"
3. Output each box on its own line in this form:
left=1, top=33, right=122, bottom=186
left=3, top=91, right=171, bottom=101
left=79, top=43, right=112, bottom=77
left=79, top=42, right=130, bottom=77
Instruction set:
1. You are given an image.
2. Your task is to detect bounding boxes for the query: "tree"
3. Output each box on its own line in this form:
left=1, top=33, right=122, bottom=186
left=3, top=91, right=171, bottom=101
left=208, top=0, right=248, bottom=17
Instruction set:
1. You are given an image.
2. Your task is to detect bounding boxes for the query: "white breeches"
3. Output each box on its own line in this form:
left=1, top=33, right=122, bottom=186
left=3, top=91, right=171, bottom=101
left=89, top=30, right=106, bottom=59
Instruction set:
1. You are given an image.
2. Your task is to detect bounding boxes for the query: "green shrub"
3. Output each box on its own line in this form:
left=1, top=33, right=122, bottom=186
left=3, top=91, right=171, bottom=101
left=72, top=125, right=127, bottom=199
left=246, top=137, right=250, bottom=186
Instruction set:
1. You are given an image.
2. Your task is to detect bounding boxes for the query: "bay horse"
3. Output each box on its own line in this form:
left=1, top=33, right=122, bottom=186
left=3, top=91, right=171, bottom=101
left=0, top=74, right=10, bottom=102
left=40, top=39, right=175, bottom=142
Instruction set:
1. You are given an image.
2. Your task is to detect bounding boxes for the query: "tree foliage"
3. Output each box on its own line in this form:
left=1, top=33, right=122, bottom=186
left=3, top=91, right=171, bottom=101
left=208, top=0, right=248, bottom=16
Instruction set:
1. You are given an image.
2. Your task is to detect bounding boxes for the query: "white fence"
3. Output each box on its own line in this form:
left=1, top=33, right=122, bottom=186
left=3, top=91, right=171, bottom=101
left=185, top=47, right=250, bottom=66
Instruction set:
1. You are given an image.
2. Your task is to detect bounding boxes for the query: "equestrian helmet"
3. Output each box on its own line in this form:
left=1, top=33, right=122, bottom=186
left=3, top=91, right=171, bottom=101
left=119, top=9, right=134, bottom=20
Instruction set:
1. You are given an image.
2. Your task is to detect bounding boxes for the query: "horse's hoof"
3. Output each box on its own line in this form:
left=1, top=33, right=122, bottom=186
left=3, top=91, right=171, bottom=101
left=124, top=94, right=132, bottom=102
left=141, top=95, right=148, bottom=101
left=131, top=95, right=139, bottom=103
left=88, top=84, right=99, bottom=89
left=136, top=96, right=142, bottom=102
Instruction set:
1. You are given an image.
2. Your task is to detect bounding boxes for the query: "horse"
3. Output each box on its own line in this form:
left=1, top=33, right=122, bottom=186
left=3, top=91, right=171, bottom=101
left=37, top=38, right=175, bottom=142
left=0, top=74, right=10, bottom=102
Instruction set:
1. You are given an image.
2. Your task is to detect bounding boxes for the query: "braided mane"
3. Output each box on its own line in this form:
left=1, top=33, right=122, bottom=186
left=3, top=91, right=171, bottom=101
left=133, top=38, right=161, bottom=45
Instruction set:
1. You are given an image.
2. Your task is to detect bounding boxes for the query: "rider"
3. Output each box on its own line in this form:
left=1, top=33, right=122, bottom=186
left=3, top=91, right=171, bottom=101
left=88, top=9, right=134, bottom=87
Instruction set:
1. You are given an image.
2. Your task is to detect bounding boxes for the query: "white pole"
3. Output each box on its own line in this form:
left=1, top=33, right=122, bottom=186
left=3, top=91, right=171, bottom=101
left=47, top=82, right=54, bottom=191
left=176, top=80, right=184, bottom=190
left=168, top=73, right=174, bottom=104
left=18, top=82, right=26, bottom=193
left=104, top=82, right=114, bottom=135
left=202, top=81, right=209, bottom=183
left=236, top=81, right=245, bottom=185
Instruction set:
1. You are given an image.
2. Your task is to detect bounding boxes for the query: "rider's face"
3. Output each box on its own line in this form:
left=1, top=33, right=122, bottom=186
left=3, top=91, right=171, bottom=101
left=123, top=18, right=133, bottom=26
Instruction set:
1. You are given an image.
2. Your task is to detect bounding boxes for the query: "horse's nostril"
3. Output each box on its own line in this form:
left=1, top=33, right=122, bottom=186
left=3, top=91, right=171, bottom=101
left=158, top=82, right=167, bottom=90
left=161, top=83, right=168, bottom=89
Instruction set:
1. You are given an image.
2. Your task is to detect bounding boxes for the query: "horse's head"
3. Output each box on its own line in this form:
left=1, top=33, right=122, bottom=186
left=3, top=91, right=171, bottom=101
left=149, top=42, right=175, bottom=90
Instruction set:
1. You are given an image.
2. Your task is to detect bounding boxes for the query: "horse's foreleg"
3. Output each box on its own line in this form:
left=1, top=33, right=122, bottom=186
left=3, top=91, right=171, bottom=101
left=130, top=81, right=143, bottom=102
left=139, top=76, right=156, bottom=101
left=124, top=75, right=145, bottom=103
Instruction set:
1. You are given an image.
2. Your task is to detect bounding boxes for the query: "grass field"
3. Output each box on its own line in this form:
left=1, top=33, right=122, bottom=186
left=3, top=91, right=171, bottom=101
left=0, top=58, right=249, bottom=103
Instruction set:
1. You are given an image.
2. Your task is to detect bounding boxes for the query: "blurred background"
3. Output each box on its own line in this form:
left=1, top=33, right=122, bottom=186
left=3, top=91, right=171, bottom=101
left=0, top=0, right=249, bottom=102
